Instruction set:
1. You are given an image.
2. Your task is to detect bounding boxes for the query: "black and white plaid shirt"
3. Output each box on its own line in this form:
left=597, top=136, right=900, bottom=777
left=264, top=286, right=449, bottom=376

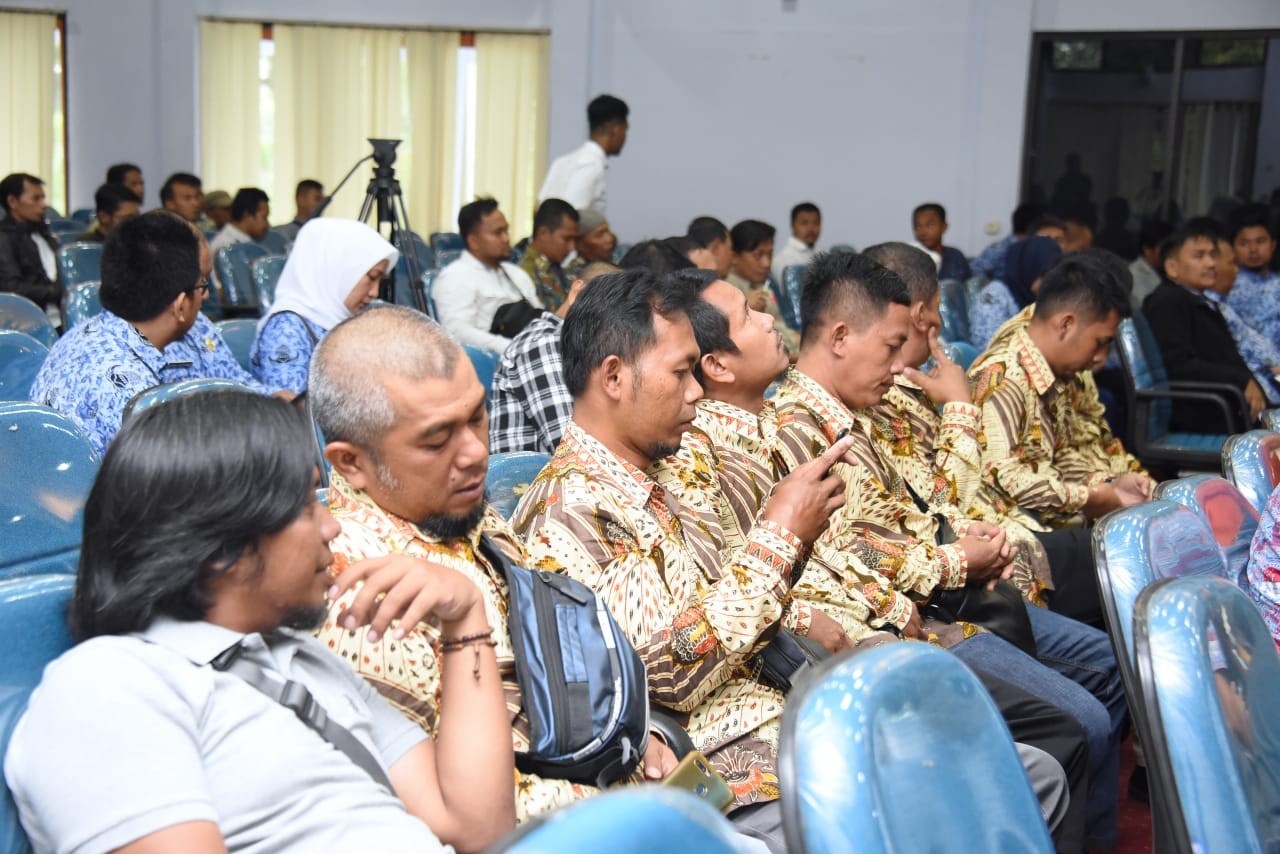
left=488, top=312, right=573, bottom=455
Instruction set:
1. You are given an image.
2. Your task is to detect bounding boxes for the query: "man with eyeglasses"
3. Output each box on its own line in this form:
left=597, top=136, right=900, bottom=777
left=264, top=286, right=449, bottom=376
left=31, top=213, right=286, bottom=456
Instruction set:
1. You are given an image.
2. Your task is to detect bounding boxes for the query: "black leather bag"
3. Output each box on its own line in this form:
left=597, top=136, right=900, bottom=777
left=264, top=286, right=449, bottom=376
left=756, top=628, right=831, bottom=693
left=490, top=299, right=543, bottom=338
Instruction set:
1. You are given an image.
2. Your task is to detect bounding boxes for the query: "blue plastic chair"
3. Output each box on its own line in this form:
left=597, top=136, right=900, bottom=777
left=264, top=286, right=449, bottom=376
left=1222, top=430, right=1280, bottom=515
left=42, top=207, right=61, bottom=221
left=256, top=230, right=290, bottom=256
left=1154, top=475, right=1260, bottom=585
left=1091, top=500, right=1230, bottom=846
left=395, top=269, right=439, bottom=318
left=56, top=242, right=101, bottom=288
left=486, top=452, right=550, bottom=520
left=964, top=274, right=988, bottom=305
left=429, top=231, right=464, bottom=257
left=939, top=277, right=968, bottom=319
left=1134, top=575, right=1280, bottom=853
left=213, top=243, right=269, bottom=315
left=435, top=248, right=462, bottom=269
left=0, top=294, right=55, bottom=348
left=0, top=403, right=99, bottom=580
left=1263, top=409, right=1279, bottom=432
left=45, top=219, right=79, bottom=241
left=1116, top=314, right=1246, bottom=469
left=63, top=281, right=102, bottom=329
left=214, top=319, right=258, bottom=372
left=780, top=265, right=806, bottom=329
left=0, top=331, right=49, bottom=402
left=249, top=255, right=287, bottom=312
left=941, top=340, right=978, bottom=370
left=494, top=787, right=743, bottom=853
left=938, top=294, right=971, bottom=345
left=611, top=242, right=631, bottom=265
left=464, top=344, right=500, bottom=392
left=123, top=378, right=253, bottom=421
left=395, top=231, right=436, bottom=273
left=829, top=243, right=857, bottom=254
left=780, top=643, right=1053, bottom=854
left=69, top=207, right=93, bottom=225
left=0, top=573, right=76, bottom=853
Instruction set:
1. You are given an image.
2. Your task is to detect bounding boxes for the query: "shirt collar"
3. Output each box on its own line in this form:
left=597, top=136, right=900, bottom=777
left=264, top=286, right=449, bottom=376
left=222, top=223, right=250, bottom=243
left=1011, top=328, right=1058, bottom=397
left=561, top=421, right=659, bottom=509
left=134, top=616, right=259, bottom=665
left=781, top=366, right=857, bottom=441
left=328, top=471, right=487, bottom=552
left=583, top=139, right=607, bottom=161
left=98, top=310, right=174, bottom=375
left=786, top=235, right=810, bottom=253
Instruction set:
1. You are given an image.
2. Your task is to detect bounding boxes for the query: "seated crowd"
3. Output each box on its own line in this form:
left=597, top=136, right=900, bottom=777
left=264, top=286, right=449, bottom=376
left=4, top=93, right=1280, bottom=854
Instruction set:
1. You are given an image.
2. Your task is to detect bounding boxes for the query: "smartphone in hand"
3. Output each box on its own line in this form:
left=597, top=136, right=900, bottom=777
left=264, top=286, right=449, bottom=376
left=661, top=750, right=734, bottom=812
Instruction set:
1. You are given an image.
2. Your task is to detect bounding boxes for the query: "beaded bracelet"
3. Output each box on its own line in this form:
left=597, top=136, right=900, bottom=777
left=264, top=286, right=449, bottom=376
left=438, top=630, right=497, bottom=681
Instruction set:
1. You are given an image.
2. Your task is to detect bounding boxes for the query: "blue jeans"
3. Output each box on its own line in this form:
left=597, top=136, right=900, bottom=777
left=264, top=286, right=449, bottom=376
left=952, top=624, right=1120, bottom=850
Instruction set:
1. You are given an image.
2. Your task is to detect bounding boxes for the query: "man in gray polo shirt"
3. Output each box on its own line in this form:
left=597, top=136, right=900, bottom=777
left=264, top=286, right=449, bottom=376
left=4, top=391, right=515, bottom=853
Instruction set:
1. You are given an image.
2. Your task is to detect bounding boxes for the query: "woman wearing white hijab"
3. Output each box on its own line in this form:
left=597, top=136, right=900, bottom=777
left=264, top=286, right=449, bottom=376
left=250, top=218, right=399, bottom=393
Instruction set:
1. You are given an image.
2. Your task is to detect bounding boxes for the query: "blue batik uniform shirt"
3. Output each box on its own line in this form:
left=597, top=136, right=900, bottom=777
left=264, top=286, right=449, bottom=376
left=250, top=311, right=326, bottom=395
left=1227, top=268, right=1280, bottom=348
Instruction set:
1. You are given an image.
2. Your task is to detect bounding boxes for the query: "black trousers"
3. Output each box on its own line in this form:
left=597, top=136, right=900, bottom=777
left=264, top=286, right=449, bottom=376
left=972, top=668, right=1090, bottom=854
left=1035, top=528, right=1105, bottom=628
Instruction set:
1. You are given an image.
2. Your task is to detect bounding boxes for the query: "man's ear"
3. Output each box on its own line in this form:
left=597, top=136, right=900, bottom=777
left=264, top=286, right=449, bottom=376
left=169, top=290, right=191, bottom=325
left=909, top=300, right=929, bottom=333
left=700, top=351, right=734, bottom=386
left=828, top=321, right=851, bottom=357
left=1055, top=311, right=1077, bottom=341
left=325, top=441, right=374, bottom=490
left=597, top=354, right=626, bottom=402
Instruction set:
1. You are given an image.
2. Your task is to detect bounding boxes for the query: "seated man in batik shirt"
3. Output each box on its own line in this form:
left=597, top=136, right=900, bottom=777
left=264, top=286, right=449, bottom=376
left=513, top=269, right=853, bottom=852
left=308, top=306, right=679, bottom=823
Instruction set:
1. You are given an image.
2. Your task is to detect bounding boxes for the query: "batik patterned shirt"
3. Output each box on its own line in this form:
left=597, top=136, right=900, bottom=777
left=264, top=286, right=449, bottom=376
left=1246, top=482, right=1280, bottom=645
left=250, top=311, right=326, bottom=394
left=1207, top=290, right=1280, bottom=403
left=488, top=312, right=574, bottom=455
left=519, top=248, right=571, bottom=314
left=1227, top=268, right=1280, bottom=348
left=315, top=472, right=615, bottom=822
left=687, top=397, right=916, bottom=633
left=971, top=233, right=1016, bottom=279
left=512, top=422, right=798, bottom=808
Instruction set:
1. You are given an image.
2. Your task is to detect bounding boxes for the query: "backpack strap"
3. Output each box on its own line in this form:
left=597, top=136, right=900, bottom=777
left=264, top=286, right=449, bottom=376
left=211, top=641, right=394, bottom=791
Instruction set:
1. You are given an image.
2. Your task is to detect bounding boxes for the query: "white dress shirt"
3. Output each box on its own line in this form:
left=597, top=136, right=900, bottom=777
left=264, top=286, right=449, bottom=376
left=433, top=250, right=542, bottom=353
left=771, top=235, right=815, bottom=283
left=538, top=140, right=608, bottom=215
left=1128, top=256, right=1162, bottom=311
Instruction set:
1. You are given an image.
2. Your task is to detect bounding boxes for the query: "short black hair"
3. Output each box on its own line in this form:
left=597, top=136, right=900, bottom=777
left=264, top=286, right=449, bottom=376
left=800, top=251, right=910, bottom=345
left=1075, top=246, right=1135, bottom=297
left=1138, top=219, right=1174, bottom=251
left=618, top=239, right=694, bottom=276
left=533, top=198, right=579, bottom=235
left=1184, top=215, right=1224, bottom=242
left=230, top=187, right=269, bottom=221
left=1012, top=203, right=1045, bottom=235
left=1034, top=255, right=1131, bottom=323
left=0, top=173, right=42, bottom=213
left=458, top=197, right=500, bottom=239
left=913, top=203, right=946, bottom=223
left=687, top=216, right=729, bottom=248
left=159, top=172, right=202, bottom=203
left=1229, top=202, right=1273, bottom=243
left=791, top=202, right=820, bottom=224
left=1028, top=213, right=1065, bottom=234
left=94, top=183, right=141, bottom=215
left=561, top=268, right=696, bottom=398
left=730, top=219, right=776, bottom=254
left=99, top=213, right=201, bottom=322
left=72, top=391, right=315, bottom=640
left=587, top=94, right=629, bottom=133
left=1160, top=223, right=1220, bottom=272
left=105, top=163, right=141, bottom=185
left=863, top=241, right=938, bottom=304
left=295, top=179, right=323, bottom=197
left=675, top=268, right=738, bottom=384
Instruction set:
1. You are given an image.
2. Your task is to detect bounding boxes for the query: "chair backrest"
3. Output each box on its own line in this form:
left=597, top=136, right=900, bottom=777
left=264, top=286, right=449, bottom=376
left=213, top=243, right=269, bottom=312
left=395, top=269, right=439, bottom=318
left=45, top=219, right=79, bottom=239
left=964, top=274, right=988, bottom=303
left=1134, top=575, right=1280, bottom=853
left=0, top=573, right=76, bottom=853
left=781, top=265, right=806, bottom=329
left=0, top=294, right=55, bottom=348
left=1222, top=430, right=1280, bottom=514
left=255, top=230, right=290, bottom=256
left=1153, top=475, right=1260, bottom=584
left=829, top=243, right=857, bottom=253
left=56, top=241, right=101, bottom=287
left=63, top=281, right=102, bottom=329
left=1263, top=408, right=1279, bottom=432
left=68, top=207, right=93, bottom=225
left=429, top=231, right=464, bottom=256
left=0, top=331, right=49, bottom=403
left=941, top=340, right=979, bottom=370
left=486, top=452, right=551, bottom=520
left=1116, top=314, right=1174, bottom=443
left=435, top=248, right=462, bottom=269
left=463, top=344, right=500, bottom=392
left=0, top=403, right=99, bottom=580
left=123, top=378, right=252, bottom=421
left=780, top=643, right=1052, bottom=854
left=395, top=230, right=435, bottom=273
left=939, top=277, right=968, bottom=317
left=611, top=242, right=631, bottom=265
left=495, top=786, right=743, bottom=853
left=214, top=319, right=258, bottom=372
left=250, top=255, right=287, bottom=311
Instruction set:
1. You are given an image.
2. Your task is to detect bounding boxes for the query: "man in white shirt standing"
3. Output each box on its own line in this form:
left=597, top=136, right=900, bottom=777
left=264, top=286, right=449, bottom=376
left=538, top=95, right=629, bottom=217
left=433, top=197, right=541, bottom=353
left=771, top=201, right=821, bottom=282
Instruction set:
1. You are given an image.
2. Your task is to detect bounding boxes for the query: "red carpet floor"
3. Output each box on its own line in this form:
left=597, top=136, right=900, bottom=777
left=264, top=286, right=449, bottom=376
left=1110, top=736, right=1153, bottom=854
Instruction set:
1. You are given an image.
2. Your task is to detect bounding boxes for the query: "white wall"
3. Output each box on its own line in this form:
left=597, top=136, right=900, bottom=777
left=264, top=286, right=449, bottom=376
left=6, top=0, right=1279, bottom=250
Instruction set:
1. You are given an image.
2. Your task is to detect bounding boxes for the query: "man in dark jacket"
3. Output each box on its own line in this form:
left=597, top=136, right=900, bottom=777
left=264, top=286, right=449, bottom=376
left=0, top=172, right=62, bottom=310
left=1142, top=223, right=1266, bottom=432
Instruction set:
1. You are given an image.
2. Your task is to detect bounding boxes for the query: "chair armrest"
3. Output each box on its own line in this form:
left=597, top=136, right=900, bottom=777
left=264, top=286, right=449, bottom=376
left=1167, top=380, right=1248, bottom=412
left=1134, top=388, right=1242, bottom=434
left=648, top=709, right=696, bottom=758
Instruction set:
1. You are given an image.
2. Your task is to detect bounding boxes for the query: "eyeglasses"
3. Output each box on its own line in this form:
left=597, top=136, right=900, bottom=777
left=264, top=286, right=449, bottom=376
left=191, top=277, right=210, bottom=297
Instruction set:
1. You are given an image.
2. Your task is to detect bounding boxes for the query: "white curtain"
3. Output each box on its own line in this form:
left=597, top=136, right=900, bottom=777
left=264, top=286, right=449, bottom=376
left=474, top=33, right=549, bottom=241
left=0, top=12, right=56, bottom=192
left=1176, top=102, right=1256, bottom=217
left=200, top=20, right=263, bottom=198
left=405, top=30, right=458, bottom=235
left=272, top=24, right=403, bottom=221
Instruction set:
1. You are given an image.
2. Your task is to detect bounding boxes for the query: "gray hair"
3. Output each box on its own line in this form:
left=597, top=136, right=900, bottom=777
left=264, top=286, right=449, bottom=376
left=309, top=304, right=460, bottom=451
